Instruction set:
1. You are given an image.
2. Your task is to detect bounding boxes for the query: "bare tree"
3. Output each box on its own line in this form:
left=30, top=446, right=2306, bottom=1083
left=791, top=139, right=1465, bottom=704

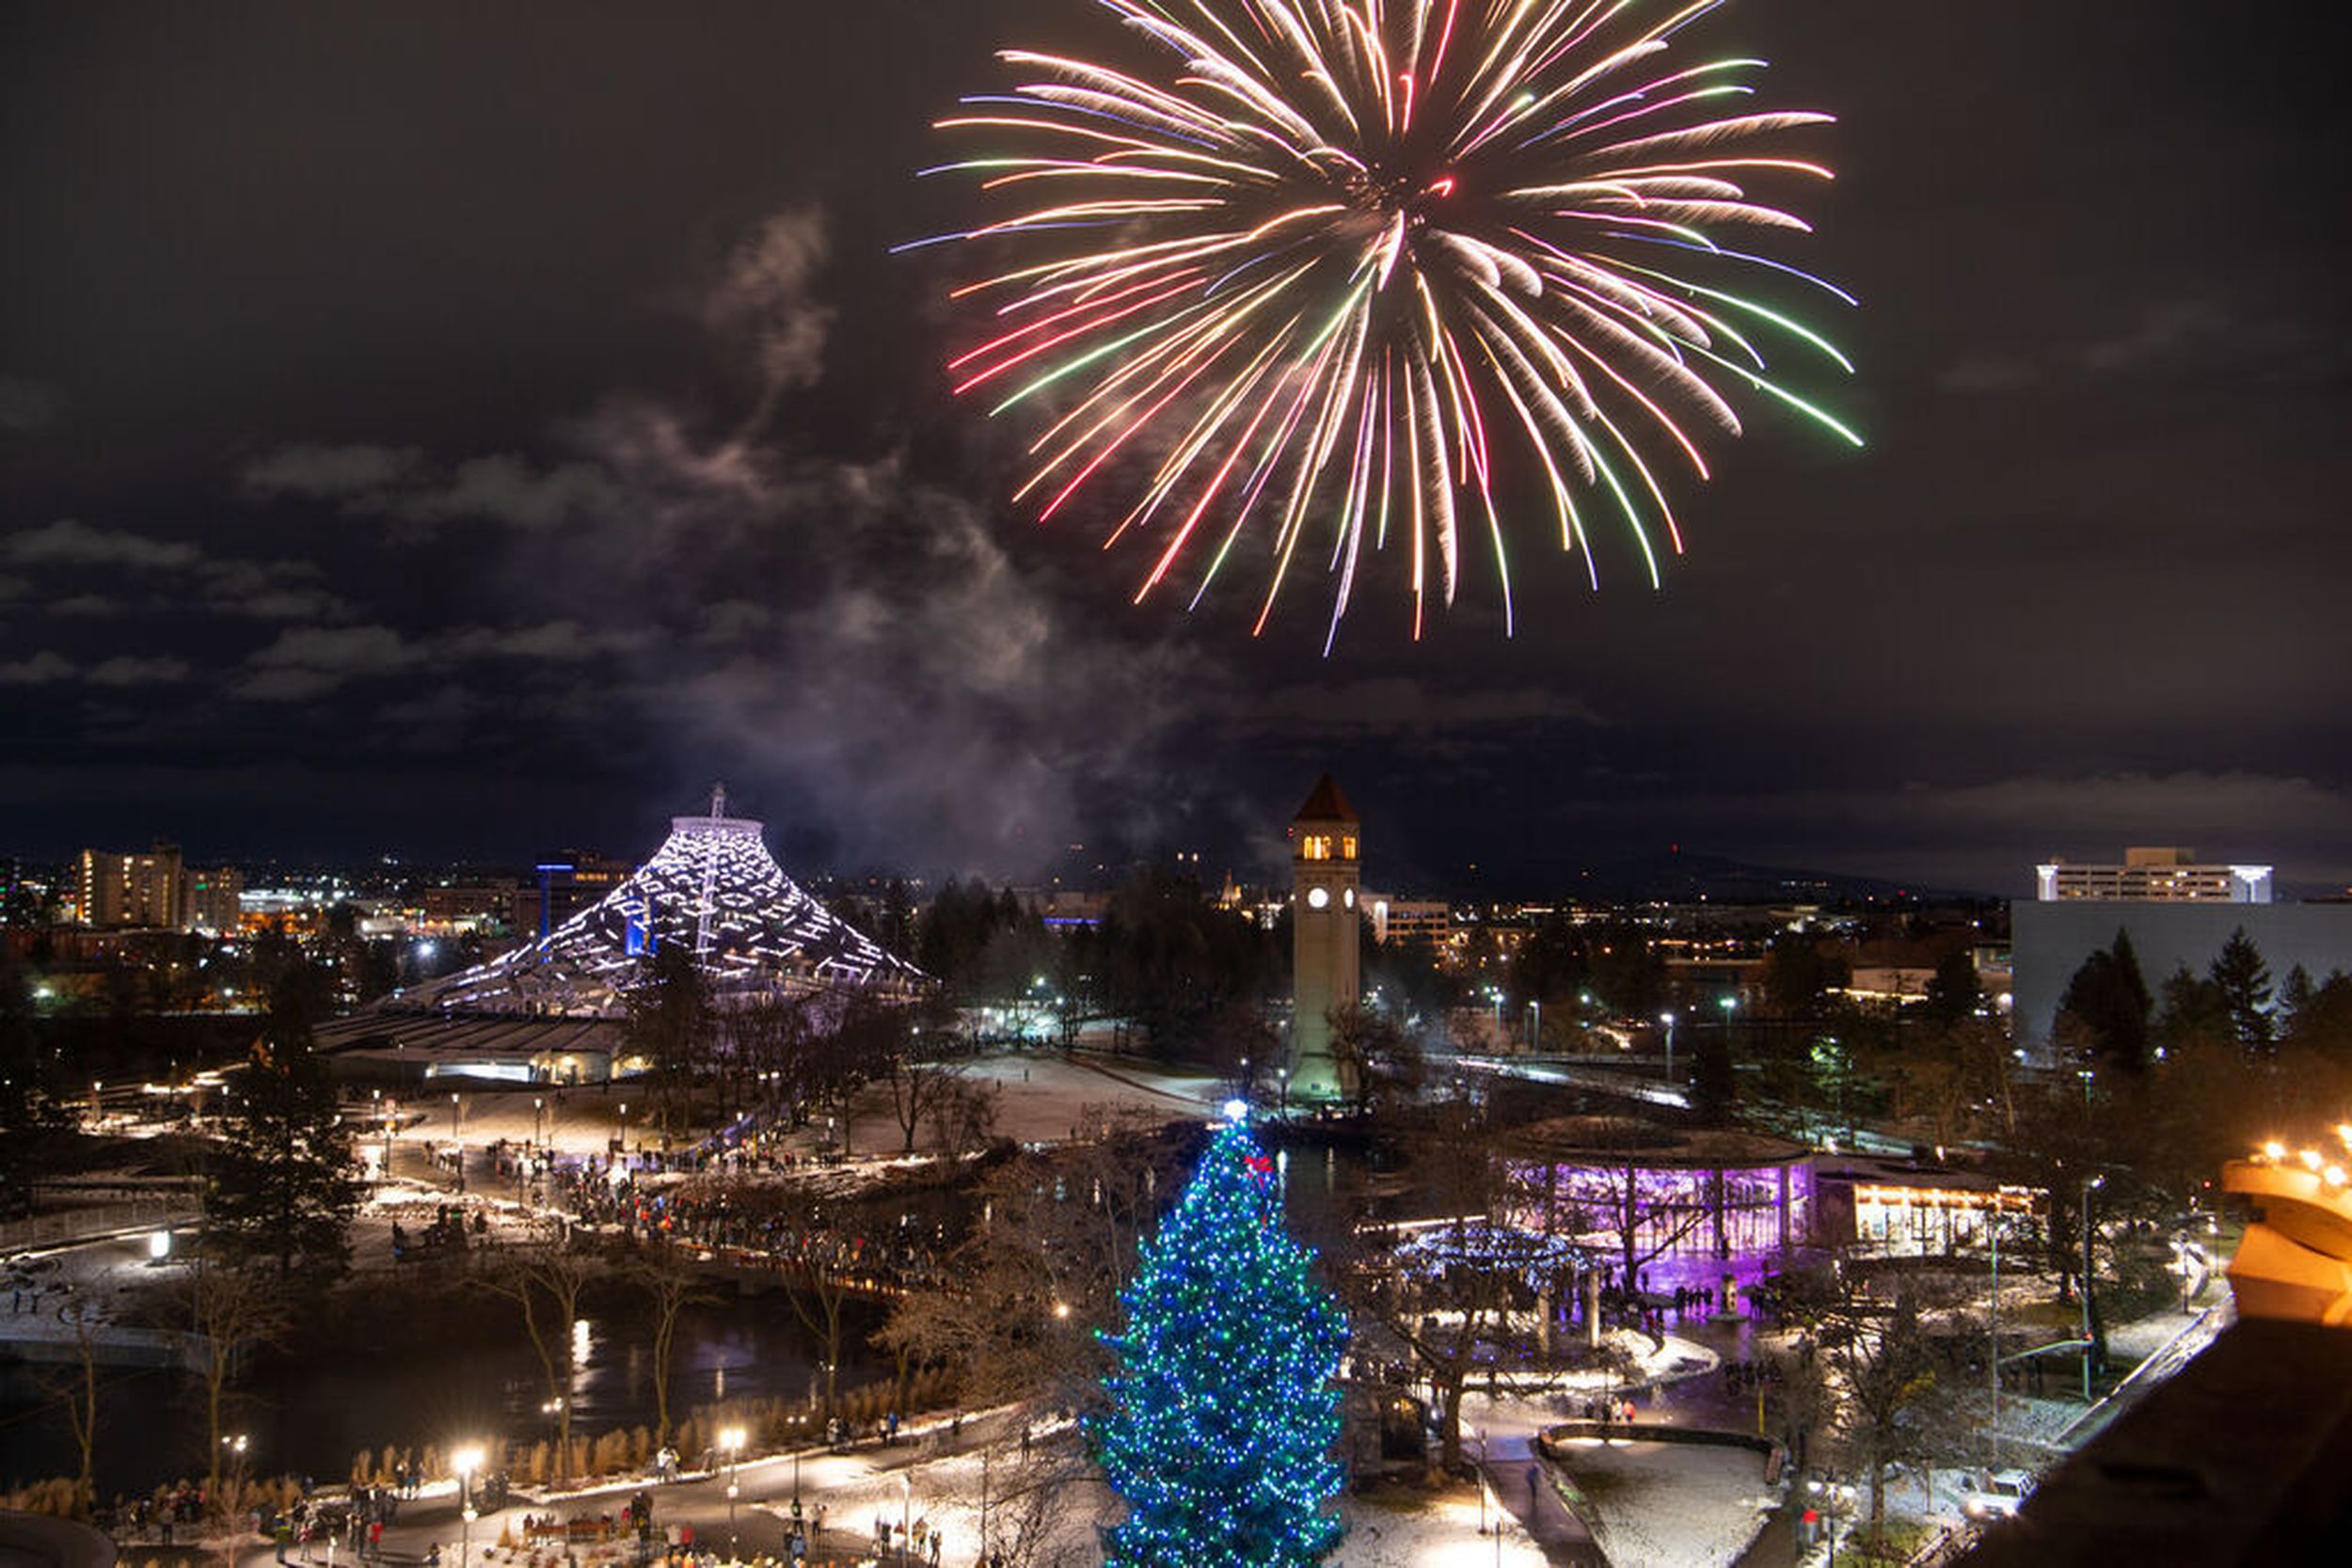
left=480, top=1227, right=602, bottom=1480
left=624, top=942, right=710, bottom=1140
left=1578, top=1159, right=1714, bottom=1291
left=880, top=1121, right=1181, bottom=1416
left=970, top=1431, right=1099, bottom=1568
left=45, top=1288, right=102, bottom=1517
left=724, top=992, right=818, bottom=1124
left=925, top=1076, right=1000, bottom=1160
left=181, top=1257, right=286, bottom=1508
left=1788, top=1275, right=1965, bottom=1550
left=624, top=1242, right=719, bottom=1447
left=1310, top=1108, right=1543, bottom=1473
left=1326, top=1005, right=1425, bottom=1117
left=883, top=1055, right=966, bottom=1155
left=763, top=1182, right=860, bottom=1418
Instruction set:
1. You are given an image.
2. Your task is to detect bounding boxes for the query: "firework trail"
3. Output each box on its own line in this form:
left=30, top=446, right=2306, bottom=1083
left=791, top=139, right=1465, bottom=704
left=912, top=0, right=1859, bottom=646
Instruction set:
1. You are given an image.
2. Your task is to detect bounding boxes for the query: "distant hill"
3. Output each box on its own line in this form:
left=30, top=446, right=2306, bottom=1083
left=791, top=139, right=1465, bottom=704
left=1556, top=850, right=1994, bottom=906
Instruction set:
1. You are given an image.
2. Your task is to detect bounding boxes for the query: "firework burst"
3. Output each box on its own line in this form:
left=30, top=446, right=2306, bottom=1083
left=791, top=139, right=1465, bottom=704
left=914, top=0, right=1859, bottom=645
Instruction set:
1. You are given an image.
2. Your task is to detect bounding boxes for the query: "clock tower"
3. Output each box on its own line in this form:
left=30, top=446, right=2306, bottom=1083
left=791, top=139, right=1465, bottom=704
left=1289, top=774, right=1360, bottom=1100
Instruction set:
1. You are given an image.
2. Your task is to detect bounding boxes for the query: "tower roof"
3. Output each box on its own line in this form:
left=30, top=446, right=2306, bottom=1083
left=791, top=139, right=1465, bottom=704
left=1292, top=773, right=1359, bottom=825
left=395, top=799, right=923, bottom=1018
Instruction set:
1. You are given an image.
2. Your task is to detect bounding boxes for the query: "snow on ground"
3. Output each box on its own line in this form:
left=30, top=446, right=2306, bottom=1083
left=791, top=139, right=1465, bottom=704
left=409, top=1049, right=1221, bottom=1167
left=1333, top=1488, right=1550, bottom=1568
left=1549, top=1436, right=1776, bottom=1568
left=722, top=1415, right=1549, bottom=1568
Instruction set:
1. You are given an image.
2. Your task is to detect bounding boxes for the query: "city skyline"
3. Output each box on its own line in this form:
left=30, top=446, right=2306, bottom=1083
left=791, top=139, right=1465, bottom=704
left=4, top=2, right=2348, bottom=895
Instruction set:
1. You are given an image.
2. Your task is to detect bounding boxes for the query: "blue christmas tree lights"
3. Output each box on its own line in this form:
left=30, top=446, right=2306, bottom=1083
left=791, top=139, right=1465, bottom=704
left=1093, top=1111, right=1350, bottom=1566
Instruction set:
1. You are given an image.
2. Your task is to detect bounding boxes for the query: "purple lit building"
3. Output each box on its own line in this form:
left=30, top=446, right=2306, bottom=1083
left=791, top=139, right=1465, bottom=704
left=1501, top=1117, right=1815, bottom=1295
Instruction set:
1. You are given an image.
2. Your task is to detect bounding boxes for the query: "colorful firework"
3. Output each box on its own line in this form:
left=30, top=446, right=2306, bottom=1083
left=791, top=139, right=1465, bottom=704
left=913, top=0, right=1859, bottom=645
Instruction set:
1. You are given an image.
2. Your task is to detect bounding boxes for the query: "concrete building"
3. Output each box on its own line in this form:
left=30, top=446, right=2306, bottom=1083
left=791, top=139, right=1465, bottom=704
left=515, top=854, right=632, bottom=940
left=184, top=865, right=245, bottom=934
left=2036, top=846, right=2271, bottom=904
left=75, top=843, right=183, bottom=929
left=1363, top=893, right=1450, bottom=946
left=1289, top=775, right=1361, bottom=1100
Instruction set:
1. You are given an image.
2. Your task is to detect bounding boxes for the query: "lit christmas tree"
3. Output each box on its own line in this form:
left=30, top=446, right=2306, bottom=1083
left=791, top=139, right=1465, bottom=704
left=1093, top=1107, right=1349, bottom=1567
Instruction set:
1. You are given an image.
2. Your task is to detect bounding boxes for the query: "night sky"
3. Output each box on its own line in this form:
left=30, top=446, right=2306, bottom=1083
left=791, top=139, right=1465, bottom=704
left=4, top=2, right=2348, bottom=896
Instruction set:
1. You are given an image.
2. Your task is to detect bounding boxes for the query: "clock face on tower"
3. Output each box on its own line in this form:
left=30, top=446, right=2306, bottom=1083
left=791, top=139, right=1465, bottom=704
left=1343, top=887, right=1356, bottom=910
left=1306, top=886, right=1330, bottom=911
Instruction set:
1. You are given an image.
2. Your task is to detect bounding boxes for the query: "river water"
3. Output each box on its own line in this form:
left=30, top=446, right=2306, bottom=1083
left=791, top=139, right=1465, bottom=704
left=0, top=1288, right=889, bottom=1498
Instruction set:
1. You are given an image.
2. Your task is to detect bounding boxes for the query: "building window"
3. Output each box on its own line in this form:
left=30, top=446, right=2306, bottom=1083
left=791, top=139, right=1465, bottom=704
left=1301, top=834, right=1332, bottom=861
left=1342, top=835, right=1359, bottom=859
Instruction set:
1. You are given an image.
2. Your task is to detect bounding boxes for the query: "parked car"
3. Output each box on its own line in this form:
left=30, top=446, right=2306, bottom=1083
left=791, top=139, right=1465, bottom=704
left=1961, top=1467, right=2034, bottom=1522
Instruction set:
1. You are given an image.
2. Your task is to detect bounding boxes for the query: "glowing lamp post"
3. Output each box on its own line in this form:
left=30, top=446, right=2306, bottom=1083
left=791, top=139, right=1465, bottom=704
left=2081, top=1173, right=2106, bottom=1401
left=1659, top=1011, right=1677, bottom=1084
left=453, top=1445, right=485, bottom=1568
left=720, top=1424, right=746, bottom=1553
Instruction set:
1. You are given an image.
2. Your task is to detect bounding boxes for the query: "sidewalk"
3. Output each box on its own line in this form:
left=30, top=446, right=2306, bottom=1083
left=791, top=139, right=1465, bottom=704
left=1474, top=1425, right=1608, bottom=1568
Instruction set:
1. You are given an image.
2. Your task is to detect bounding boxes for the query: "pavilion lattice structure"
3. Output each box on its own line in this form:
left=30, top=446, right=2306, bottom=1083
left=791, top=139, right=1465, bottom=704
left=318, top=790, right=923, bottom=1083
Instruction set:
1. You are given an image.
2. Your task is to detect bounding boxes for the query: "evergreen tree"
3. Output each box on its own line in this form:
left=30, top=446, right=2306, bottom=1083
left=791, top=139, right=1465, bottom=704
left=1094, top=1115, right=1348, bottom=1567
left=625, top=941, right=710, bottom=1136
left=1921, top=949, right=1981, bottom=1025
left=2279, top=965, right=2316, bottom=1035
left=203, top=963, right=362, bottom=1276
left=2057, top=929, right=2152, bottom=1071
left=2208, top=927, right=2274, bottom=1051
left=1691, top=1027, right=1740, bottom=1126
left=2154, top=963, right=2230, bottom=1052
left=0, top=964, right=73, bottom=1217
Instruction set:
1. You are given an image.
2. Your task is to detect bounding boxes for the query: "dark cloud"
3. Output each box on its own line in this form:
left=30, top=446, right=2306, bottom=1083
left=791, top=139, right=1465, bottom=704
left=1938, top=296, right=2344, bottom=396
left=0, top=651, right=75, bottom=686
left=1233, top=677, right=1606, bottom=737
left=2, top=519, right=346, bottom=623
left=86, top=656, right=190, bottom=687
left=239, top=442, right=425, bottom=499
left=239, top=445, right=625, bottom=537
left=3, top=519, right=200, bottom=570
left=0, top=374, right=62, bottom=432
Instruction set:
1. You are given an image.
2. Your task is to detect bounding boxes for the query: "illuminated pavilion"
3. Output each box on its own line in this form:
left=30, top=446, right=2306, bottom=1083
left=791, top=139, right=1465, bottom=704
left=316, top=789, right=922, bottom=1084
left=1501, top=1116, right=1815, bottom=1294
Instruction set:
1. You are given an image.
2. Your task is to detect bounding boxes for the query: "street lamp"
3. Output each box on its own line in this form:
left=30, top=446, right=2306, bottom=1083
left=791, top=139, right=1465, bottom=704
left=1659, top=1011, right=1677, bottom=1084
left=534, top=1096, right=545, bottom=1152
left=453, top=1445, right=485, bottom=1568
left=1475, top=1427, right=1490, bottom=1536
left=2081, top=1173, right=2106, bottom=1402
left=720, top=1424, right=746, bottom=1554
